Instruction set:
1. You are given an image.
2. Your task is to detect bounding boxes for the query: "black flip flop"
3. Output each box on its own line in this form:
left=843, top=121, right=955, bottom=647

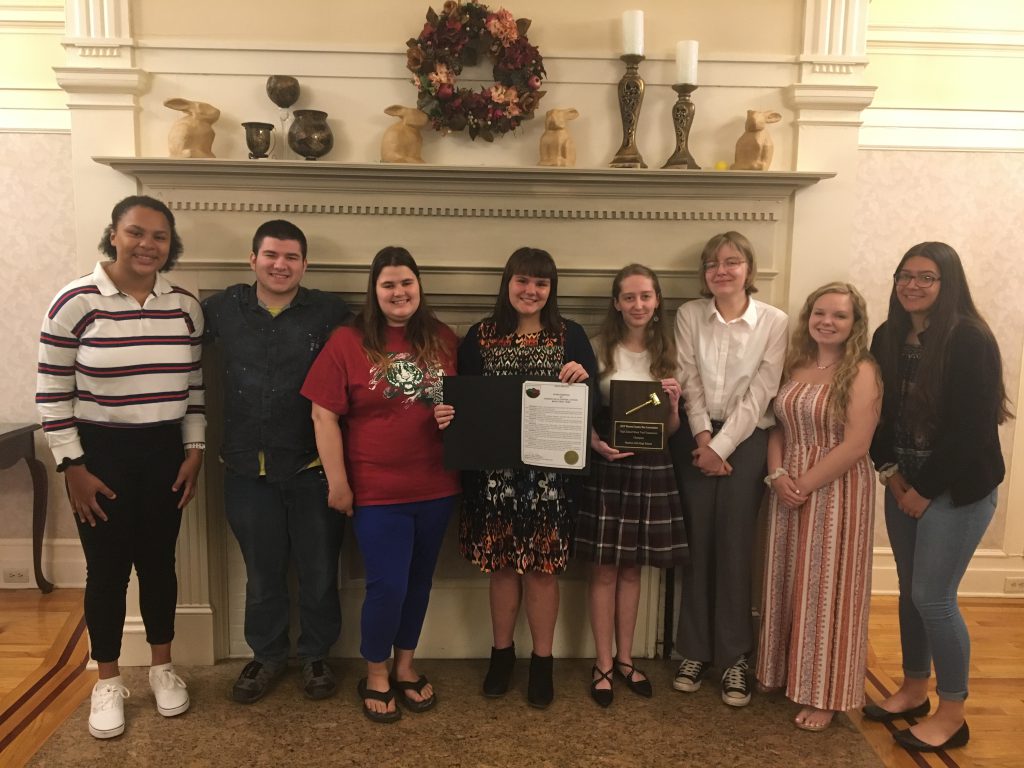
left=390, top=674, right=437, bottom=713
left=357, top=678, right=401, bottom=723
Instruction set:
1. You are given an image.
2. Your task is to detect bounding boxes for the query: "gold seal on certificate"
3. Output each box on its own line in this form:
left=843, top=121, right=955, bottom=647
left=610, top=380, right=670, bottom=452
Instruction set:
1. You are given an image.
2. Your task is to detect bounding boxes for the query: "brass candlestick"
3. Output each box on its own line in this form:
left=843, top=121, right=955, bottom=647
left=662, top=83, right=700, bottom=169
left=610, top=54, right=647, bottom=169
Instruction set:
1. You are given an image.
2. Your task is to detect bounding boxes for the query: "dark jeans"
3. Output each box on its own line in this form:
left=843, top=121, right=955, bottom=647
left=224, top=466, right=343, bottom=663
left=76, top=423, right=185, bottom=663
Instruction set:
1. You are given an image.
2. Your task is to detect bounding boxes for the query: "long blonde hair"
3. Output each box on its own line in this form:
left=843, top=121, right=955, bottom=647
left=785, top=282, right=877, bottom=423
left=595, top=264, right=677, bottom=379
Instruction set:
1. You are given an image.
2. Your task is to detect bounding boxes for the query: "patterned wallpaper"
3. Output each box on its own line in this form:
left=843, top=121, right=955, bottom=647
left=854, top=149, right=1024, bottom=549
left=0, top=133, right=79, bottom=539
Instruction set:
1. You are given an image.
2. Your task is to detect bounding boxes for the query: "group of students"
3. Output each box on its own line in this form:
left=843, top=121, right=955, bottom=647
left=36, top=196, right=1008, bottom=753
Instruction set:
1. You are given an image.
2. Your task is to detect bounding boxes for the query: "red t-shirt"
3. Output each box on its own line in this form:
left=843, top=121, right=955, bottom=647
left=301, top=323, right=460, bottom=506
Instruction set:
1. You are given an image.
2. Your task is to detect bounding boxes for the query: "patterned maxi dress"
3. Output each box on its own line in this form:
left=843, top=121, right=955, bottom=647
left=755, top=380, right=875, bottom=711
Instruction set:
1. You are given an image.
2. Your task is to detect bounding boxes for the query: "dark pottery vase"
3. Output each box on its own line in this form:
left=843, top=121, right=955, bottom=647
left=241, top=122, right=275, bottom=159
left=266, top=75, right=300, bottom=109
left=288, top=110, right=333, bottom=161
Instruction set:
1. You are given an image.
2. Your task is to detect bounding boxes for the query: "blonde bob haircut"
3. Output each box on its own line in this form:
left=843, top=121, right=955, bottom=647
left=697, top=231, right=758, bottom=299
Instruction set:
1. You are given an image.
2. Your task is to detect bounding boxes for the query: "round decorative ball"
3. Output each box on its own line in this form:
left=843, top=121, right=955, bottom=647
left=714, top=160, right=730, bottom=171
left=405, top=2, right=546, bottom=141
left=266, top=75, right=300, bottom=109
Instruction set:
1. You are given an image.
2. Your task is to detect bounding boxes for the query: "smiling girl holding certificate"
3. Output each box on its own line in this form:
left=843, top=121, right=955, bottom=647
left=576, top=264, right=684, bottom=707
left=435, top=247, right=596, bottom=709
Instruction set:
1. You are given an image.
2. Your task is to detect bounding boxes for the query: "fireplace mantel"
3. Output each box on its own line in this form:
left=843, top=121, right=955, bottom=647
left=94, top=157, right=834, bottom=200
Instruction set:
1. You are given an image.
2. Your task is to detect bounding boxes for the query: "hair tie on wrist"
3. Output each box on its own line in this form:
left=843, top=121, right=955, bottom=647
left=56, top=455, right=87, bottom=473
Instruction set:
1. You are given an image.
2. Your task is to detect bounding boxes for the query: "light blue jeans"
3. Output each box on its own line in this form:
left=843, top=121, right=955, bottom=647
left=884, top=487, right=996, bottom=701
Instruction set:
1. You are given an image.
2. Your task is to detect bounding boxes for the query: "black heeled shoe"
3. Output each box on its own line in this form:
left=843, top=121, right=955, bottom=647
left=861, top=697, right=931, bottom=722
left=613, top=658, right=653, bottom=698
left=527, top=653, right=554, bottom=709
left=894, top=721, right=969, bottom=752
left=482, top=644, right=516, bottom=698
left=590, top=666, right=613, bottom=708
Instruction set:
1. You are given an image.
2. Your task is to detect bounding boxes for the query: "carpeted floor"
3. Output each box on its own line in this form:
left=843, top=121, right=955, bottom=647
left=31, top=658, right=882, bottom=768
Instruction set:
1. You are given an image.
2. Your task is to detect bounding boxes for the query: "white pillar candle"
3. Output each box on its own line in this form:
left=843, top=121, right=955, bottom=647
left=622, top=11, right=644, bottom=56
left=675, top=40, right=699, bottom=84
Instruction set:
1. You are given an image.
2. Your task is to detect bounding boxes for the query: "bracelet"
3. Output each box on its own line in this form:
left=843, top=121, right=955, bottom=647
left=877, top=463, right=898, bottom=485
left=55, top=455, right=87, bottom=473
left=184, top=442, right=206, bottom=451
left=763, top=467, right=788, bottom=487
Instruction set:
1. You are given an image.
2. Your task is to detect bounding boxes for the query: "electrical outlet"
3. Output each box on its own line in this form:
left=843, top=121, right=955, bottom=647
left=1005, top=576, right=1024, bottom=594
left=3, top=567, right=29, bottom=584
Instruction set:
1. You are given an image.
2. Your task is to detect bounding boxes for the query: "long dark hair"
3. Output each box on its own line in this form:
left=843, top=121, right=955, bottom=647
left=878, top=241, right=1012, bottom=430
left=98, top=195, right=183, bottom=271
left=354, top=246, right=450, bottom=368
left=596, top=264, right=677, bottom=379
left=489, top=247, right=561, bottom=335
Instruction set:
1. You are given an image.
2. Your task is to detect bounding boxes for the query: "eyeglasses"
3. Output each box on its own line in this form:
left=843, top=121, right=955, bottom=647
left=703, top=257, right=746, bottom=272
left=893, top=271, right=941, bottom=288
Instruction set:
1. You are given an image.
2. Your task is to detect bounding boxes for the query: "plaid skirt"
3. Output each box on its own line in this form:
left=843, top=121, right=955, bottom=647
left=576, top=450, right=686, bottom=567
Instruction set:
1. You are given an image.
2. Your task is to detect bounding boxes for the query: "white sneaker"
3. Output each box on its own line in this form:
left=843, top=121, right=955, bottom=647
left=89, top=677, right=129, bottom=739
left=149, top=663, right=190, bottom=717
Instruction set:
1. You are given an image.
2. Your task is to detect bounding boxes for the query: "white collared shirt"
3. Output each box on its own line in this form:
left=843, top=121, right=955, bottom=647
left=674, top=296, right=788, bottom=461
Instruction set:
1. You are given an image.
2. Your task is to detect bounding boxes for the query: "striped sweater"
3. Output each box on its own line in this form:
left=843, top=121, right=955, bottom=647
left=36, top=261, right=206, bottom=464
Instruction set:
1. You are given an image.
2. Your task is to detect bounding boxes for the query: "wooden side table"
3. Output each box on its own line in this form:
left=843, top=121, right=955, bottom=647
left=0, top=423, right=53, bottom=593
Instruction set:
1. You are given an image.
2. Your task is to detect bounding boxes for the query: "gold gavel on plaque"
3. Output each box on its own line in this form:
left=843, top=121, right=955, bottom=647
left=625, top=392, right=661, bottom=415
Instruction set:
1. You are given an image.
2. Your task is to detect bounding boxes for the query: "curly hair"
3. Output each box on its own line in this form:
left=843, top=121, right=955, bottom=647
left=785, top=282, right=878, bottom=423
left=595, top=264, right=677, bottom=380
left=98, top=195, right=183, bottom=271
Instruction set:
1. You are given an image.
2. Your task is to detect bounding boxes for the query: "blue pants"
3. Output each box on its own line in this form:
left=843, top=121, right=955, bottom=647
left=884, top=488, right=996, bottom=701
left=224, top=466, right=344, bottom=663
left=352, top=496, right=455, bottom=663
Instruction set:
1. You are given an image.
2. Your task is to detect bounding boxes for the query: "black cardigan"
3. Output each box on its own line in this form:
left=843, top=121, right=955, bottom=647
left=869, top=320, right=1004, bottom=506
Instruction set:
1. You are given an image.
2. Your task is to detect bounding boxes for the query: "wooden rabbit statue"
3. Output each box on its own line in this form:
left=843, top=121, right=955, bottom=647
left=164, top=98, right=221, bottom=158
left=381, top=105, right=429, bottom=164
left=731, top=110, right=782, bottom=170
left=538, top=108, right=580, bottom=167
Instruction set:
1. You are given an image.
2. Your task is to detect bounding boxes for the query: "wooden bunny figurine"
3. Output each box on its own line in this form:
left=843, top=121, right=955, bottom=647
left=164, top=98, right=221, bottom=158
left=381, top=105, right=429, bottom=164
left=538, top=108, right=580, bottom=167
left=731, top=110, right=782, bottom=170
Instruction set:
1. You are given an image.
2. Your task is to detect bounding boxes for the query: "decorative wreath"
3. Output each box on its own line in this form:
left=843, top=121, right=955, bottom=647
left=406, top=1, right=546, bottom=141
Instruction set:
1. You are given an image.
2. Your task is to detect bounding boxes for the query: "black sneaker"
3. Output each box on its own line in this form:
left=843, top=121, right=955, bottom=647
left=672, top=658, right=708, bottom=692
left=721, top=656, right=751, bottom=707
left=231, top=659, right=285, bottom=704
left=301, top=659, right=337, bottom=700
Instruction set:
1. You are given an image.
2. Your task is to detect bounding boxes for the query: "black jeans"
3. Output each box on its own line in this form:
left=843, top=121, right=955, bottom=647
left=76, top=423, right=184, bottom=662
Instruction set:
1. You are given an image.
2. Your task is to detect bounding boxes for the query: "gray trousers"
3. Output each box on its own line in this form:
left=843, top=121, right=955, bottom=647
left=670, top=422, right=767, bottom=668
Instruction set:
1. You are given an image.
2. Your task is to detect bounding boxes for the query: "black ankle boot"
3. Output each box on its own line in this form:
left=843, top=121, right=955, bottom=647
left=527, top=652, right=554, bottom=709
left=483, top=644, right=516, bottom=697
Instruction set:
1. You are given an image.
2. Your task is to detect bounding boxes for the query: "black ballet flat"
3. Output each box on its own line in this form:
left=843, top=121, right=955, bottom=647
left=613, top=658, right=653, bottom=698
left=861, top=698, right=931, bottom=722
left=893, top=721, right=969, bottom=752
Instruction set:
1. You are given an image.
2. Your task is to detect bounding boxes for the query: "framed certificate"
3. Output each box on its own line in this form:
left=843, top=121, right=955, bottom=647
left=441, top=375, right=591, bottom=473
left=609, top=380, right=670, bottom=452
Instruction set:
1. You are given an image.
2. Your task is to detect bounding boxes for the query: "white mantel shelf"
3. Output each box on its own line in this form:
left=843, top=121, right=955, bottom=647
left=94, top=158, right=834, bottom=200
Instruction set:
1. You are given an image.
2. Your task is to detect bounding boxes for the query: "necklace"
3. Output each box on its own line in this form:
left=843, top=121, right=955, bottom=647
left=815, top=358, right=839, bottom=370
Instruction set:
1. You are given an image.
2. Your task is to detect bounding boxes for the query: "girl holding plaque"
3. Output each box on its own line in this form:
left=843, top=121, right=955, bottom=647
left=435, top=247, right=597, bottom=709
left=577, top=264, right=685, bottom=707
left=755, top=282, right=880, bottom=731
left=669, top=231, right=788, bottom=708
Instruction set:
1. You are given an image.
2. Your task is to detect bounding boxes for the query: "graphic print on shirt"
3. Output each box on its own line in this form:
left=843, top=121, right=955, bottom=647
left=369, top=353, right=445, bottom=406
